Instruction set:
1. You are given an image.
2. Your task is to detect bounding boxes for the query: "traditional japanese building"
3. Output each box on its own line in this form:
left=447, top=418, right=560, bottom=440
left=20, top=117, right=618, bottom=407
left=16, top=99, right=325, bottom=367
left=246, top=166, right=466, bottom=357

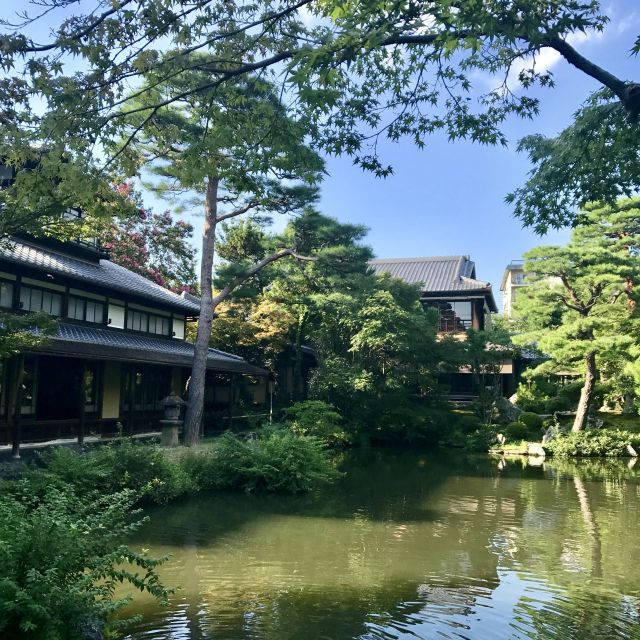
left=369, top=255, right=498, bottom=333
left=0, top=233, right=270, bottom=445
left=369, top=255, right=516, bottom=397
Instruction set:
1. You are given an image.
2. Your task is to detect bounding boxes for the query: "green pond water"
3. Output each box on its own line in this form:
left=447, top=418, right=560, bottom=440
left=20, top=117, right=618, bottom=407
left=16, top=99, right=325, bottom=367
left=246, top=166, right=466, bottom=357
left=121, top=450, right=640, bottom=640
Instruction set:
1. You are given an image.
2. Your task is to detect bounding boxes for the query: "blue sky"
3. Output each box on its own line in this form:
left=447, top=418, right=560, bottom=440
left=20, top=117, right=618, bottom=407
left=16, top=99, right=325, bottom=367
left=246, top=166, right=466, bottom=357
left=313, top=2, right=640, bottom=308
left=3, top=1, right=639, bottom=309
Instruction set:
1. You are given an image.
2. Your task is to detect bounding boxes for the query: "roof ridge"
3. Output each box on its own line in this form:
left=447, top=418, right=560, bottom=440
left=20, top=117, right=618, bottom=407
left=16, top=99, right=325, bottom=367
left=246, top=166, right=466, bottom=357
left=369, top=255, right=466, bottom=263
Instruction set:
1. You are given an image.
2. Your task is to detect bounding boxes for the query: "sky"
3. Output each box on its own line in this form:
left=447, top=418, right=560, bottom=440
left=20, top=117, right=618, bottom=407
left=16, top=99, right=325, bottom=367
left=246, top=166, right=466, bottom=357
left=311, top=1, right=640, bottom=309
left=2, top=1, right=639, bottom=310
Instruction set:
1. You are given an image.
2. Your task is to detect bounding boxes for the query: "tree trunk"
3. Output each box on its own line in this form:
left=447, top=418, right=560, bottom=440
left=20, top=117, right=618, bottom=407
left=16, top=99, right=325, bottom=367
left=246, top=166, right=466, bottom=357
left=183, top=176, right=219, bottom=446
left=291, top=310, right=308, bottom=402
left=572, top=352, right=597, bottom=432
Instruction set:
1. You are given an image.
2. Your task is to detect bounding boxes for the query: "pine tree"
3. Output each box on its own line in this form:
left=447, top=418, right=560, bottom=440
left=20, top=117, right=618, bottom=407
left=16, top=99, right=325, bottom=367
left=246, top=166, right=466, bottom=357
left=512, top=200, right=640, bottom=431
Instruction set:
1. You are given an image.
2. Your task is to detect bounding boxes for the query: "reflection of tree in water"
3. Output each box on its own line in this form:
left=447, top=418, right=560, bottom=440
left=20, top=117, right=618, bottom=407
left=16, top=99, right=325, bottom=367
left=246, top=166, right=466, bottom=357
left=513, top=585, right=640, bottom=640
left=501, top=456, right=640, bottom=640
left=121, top=452, right=640, bottom=640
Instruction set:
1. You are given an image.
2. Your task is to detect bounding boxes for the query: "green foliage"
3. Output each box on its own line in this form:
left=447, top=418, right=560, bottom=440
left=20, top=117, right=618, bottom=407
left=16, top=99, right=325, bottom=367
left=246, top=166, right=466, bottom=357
left=505, top=422, right=530, bottom=442
left=181, top=432, right=339, bottom=493
left=0, top=482, right=169, bottom=639
left=545, top=395, right=573, bottom=414
left=508, top=91, right=640, bottom=233
left=0, top=311, right=57, bottom=359
left=456, top=414, right=483, bottom=434
left=464, top=425, right=498, bottom=453
left=546, top=430, right=640, bottom=458
left=40, top=440, right=194, bottom=504
left=515, top=381, right=550, bottom=413
left=512, top=200, right=640, bottom=430
left=0, top=0, right=636, bottom=236
left=282, top=400, right=348, bottom=446
left=518, top=412, right=544, bottom=434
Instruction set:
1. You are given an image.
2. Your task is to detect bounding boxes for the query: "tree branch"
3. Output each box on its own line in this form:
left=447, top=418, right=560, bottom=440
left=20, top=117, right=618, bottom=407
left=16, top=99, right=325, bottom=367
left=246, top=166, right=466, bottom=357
left=215, top=200, right=261, bottom=223
left=211, top=248, right=316, bottom=309
left=16, top=0, right=136, bottom=53
left=544, top=34, right=635, bottom=108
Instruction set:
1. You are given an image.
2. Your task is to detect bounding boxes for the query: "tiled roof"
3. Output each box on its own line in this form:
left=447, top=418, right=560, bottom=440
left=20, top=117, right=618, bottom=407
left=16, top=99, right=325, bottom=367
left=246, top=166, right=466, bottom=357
left=369, top=256, right=490, bottom=292
left=369, top=255, right=498, bottom=312
left=0, top=239, right=200, bottom=314
left=31, top=322, right=269, bottom=376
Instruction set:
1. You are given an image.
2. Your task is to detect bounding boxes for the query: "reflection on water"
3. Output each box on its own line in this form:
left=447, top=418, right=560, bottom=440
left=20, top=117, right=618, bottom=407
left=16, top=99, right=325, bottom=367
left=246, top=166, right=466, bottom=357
left=120, top=451, right=640, bottom=640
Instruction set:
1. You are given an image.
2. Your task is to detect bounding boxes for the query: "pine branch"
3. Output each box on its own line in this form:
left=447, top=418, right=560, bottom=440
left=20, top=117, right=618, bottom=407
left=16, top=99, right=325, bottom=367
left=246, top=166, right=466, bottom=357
left=211, top=248, right=316, bottom=309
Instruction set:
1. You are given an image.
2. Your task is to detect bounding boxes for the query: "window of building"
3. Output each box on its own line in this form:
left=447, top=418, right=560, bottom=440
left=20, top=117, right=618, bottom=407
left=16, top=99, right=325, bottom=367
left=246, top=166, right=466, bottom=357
left=67, top=296, right=104, bottom=324
left=0, top=280, right=13, bottom=308
left=426, top=300, right=473, bottom=333
left=20, top=286, right=62, bottom=315
left=513, top=273, right=526, bottom=285
left=83, top=364, right=100, bottom=412
left=127, top=310, right=148, bottom=332
left=126, top=309, right=170, bottom=336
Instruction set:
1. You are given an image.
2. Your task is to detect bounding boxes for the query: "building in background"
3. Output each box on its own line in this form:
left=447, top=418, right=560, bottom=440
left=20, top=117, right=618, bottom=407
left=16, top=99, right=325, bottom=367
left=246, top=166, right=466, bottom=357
left=369, top=255, right=517, bottom=398
left=369, top=255, right=498, bottom=334
left=500, top=260, right=527, bottom=318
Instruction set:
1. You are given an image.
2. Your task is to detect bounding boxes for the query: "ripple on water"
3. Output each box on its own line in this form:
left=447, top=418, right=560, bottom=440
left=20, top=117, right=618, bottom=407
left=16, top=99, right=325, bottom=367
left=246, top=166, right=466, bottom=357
left=121, top=452, right=640, bottom=640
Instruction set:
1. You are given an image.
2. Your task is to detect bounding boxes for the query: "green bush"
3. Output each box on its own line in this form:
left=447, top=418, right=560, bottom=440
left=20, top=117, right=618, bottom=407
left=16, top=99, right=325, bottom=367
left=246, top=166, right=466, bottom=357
left=545, top=395, right=572, bottom=414
left=545, top=430, right=638, bottom=457
left=519, top=411, right=543, bottom=431
left=40, top=441, right=194, bottom=504
left=0, top=482, right=169, bottom=640
left=282, top=400, right=349, bottom=446
left=192, top=432, right=340, bottom=493
left=464, top=425, right=497, bottom=452
left=515, top=381, right=553, bottom=413
left=505, top=421, right=529, bottom=442
left=456, top=414, right=483, bottom=434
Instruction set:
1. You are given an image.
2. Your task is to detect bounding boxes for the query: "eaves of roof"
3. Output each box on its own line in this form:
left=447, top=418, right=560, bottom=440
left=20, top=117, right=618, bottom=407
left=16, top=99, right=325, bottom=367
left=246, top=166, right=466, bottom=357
left=28, top=322, right=270, bottom=377
left=0, top=239, right=200, bottom=315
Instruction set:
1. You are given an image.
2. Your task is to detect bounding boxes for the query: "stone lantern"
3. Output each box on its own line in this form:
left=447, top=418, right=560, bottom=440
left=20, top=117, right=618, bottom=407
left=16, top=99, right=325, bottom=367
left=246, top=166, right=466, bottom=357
left=160, top=392, right=186, bottom=447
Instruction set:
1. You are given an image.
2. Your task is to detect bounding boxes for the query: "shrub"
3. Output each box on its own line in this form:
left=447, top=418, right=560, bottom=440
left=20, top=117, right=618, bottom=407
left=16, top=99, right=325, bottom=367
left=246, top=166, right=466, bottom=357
left=519, top=412, right=544, bottom=439
left=216, top=432, right=339, bottom=492
left=464, top=425, right=497, bottom=452
left=456, top=414, right=483, bottom=434
left=505, top=421, right=529, bottom=442
left=545, top=395, right=572, bottom=414
left=519, top=411, right=543, bottom=431
left=545, top=430, right=637, bottom=457
left=40, top=440, right=194, bottom=504
left=0, top=482, right=169, bottom=640
left=180, top=432, right=340, bottom=493
left=515, top=381, right=552, bottom=413
left=282, top=400, right=349, bottom=446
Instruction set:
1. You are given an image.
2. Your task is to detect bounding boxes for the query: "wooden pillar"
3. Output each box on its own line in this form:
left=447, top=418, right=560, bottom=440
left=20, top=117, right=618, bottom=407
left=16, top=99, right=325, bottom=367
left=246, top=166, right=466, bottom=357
left=227, top=374, right=235, bottom=428
left=128, top=364, right=135, bottom=436
left=77, top=361, right=87, bottom=446
left=9, top=355, right=25, bottom=459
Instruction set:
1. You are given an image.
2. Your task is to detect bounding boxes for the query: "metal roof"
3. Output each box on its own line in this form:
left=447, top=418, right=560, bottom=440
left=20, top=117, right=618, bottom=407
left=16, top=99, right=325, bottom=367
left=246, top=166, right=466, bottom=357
left=369, top=255, right=489, bottom=291
left=0, top=239, right=200, bottom=315
left=369, top=255, right=498, bottom=312
left=31, top=322, right=270, bottom=376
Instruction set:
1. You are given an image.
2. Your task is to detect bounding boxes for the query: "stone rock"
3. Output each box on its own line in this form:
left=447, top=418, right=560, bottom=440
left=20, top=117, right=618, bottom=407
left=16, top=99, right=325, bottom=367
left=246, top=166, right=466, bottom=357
left=627, top=444, right=638, bottom=458
left=527, top=443, right=546, bottom=458
left=497, top=396, right=522, bottom=423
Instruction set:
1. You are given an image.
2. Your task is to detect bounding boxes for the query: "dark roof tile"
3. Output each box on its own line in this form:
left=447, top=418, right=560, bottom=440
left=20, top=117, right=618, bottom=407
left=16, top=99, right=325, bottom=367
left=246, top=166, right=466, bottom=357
left=1, top=239, right=200, bottom=314
left=32, top=322, right=269, bottom=376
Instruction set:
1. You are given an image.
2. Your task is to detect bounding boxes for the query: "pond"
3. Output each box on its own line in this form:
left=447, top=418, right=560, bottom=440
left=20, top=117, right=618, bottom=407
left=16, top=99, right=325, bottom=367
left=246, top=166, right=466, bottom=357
left=120, top=450, right=640, bottom=639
